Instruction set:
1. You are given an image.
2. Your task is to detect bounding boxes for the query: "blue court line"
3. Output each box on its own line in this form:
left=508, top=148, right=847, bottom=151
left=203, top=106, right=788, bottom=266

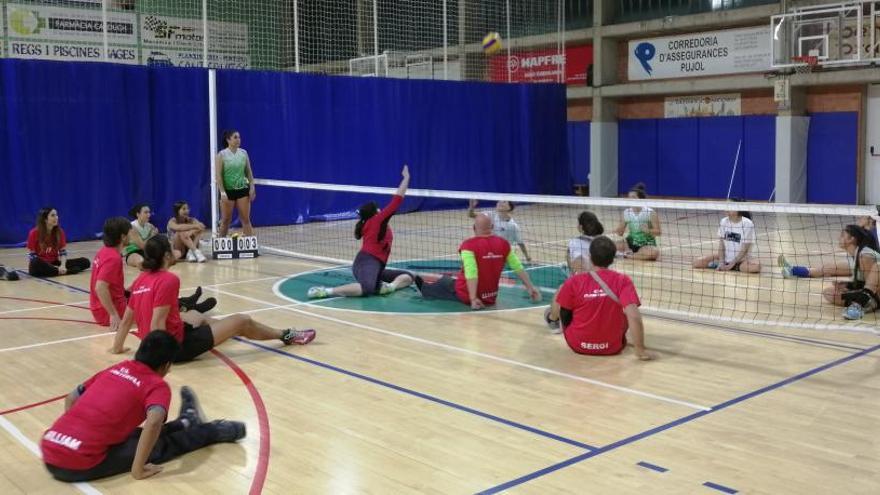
left=235, top=338, right=597, bottom=451
left=476, top=342, right=880, bottom=494
left=636, top=461, right=668, bottom=473
left=703, top=481, right=738, bottom=494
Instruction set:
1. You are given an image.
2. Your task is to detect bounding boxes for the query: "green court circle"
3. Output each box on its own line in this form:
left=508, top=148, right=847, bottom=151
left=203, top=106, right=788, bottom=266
left=275, top=259, right=567, bottom=314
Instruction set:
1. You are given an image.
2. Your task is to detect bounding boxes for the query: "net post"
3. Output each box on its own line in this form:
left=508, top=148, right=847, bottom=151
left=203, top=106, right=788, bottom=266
left=442, top=0, right=448, bottom=80
left=373, top=0, right=379, bottom=76
left=506, top=0, right=512, bottom=83
left=208, top=69, right=218, bottom=238
left=293, top=0, right=300, bottom=72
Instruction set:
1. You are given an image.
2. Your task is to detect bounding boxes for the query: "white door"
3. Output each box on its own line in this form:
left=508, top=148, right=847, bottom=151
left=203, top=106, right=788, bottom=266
left=866, top=84, right=880, bottom=205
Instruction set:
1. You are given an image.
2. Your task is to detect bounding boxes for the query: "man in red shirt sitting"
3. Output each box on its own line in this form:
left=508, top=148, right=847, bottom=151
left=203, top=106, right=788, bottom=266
left=547, top=236, right=652, bottom=360
left=416, top=213, right=542, bottom=309
left=41, top=331, right=245, bottom=482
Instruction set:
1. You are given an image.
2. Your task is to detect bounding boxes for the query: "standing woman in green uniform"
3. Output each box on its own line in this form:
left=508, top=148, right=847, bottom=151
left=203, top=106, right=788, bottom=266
left=216, top=130, right=255, bottom=237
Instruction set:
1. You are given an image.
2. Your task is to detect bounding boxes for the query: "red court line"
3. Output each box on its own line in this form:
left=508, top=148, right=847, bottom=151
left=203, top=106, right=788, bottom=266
left=0, top=394, right=66, bottom=416
left=0, top=295, right=89, bottom=309
left=211, top=349, right=270, bottom=495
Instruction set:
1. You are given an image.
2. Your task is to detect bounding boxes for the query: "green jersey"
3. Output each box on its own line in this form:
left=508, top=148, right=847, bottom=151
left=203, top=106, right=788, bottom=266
left=220, top=148, right=250, bottom=190
left=624, top=207, right=656, bottom=247
left=123, top=220, right=156, bottom=255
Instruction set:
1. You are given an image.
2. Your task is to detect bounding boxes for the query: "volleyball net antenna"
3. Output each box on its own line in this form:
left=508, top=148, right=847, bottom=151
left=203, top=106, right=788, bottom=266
left=240, top=178, right=878, bottom=333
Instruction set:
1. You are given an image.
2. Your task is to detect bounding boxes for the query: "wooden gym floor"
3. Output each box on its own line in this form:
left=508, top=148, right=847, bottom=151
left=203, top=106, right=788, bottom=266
left=1, top=209, right=879, bottom=494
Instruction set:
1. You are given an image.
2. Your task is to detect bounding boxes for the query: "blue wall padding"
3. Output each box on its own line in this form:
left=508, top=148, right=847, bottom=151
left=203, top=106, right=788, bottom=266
left=806, top=112, right=858, bottom=204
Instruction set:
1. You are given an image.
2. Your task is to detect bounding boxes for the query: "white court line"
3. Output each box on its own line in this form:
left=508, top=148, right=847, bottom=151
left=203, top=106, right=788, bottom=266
left=211, top=287, right=712, bottom=411
left=0, top=332, right=115, bottom=353
left=0, top=417, right=102, bottom=495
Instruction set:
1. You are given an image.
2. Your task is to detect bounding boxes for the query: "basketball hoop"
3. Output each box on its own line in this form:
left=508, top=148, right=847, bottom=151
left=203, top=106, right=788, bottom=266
left=791, top=55, right=818, bottom=74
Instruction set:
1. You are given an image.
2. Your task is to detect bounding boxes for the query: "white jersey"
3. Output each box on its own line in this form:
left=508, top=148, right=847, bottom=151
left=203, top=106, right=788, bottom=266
left=717, top=216, right=756, bottom=264
left=568, top=235, right=595, bottom=270
left=488, top=212, right=522, bottom=245
left=848, top=246, right=880, bottom=282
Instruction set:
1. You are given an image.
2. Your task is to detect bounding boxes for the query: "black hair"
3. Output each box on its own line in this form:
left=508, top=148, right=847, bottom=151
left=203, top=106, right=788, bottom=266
left=102, top=216, right=132, bottom=247
left=729, top=198, right=752, bottom=220
left=845, top=225, right=880, bottom=252
left=221, top=129, right=238, bottom=149
left=498, top=200, right=515, bottom=212
left=135, top=330, right=181, bottom=371
left=36, top=206, right=61, bottom=250
left=129, top=203, right=149, bottom=219
left=589, top=236, right=617, bottom=268
left=354, top=201, right=391, bottom=241
left=142, top=235, right=172, bottom=272
left=629, top=182, right=647, bottom=199
left=172, top=201, right=188, bottom=221
left=577, top=211, right=604, bottom=236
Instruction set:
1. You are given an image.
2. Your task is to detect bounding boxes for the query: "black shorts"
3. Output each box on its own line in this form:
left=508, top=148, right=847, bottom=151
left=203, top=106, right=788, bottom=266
left=225, top=187, right=250, bottom=201
left=174, top=323, right=215, bottom=362
left=416, top=275, right=463, bottom=303
left=625, top=237, right=655, bottom=253
left=124, top=249, right=144, bottom=263
left=352, top=251, right=410, bottom=295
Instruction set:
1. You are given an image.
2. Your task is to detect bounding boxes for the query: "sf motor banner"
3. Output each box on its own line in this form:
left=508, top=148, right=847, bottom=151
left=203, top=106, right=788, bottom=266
left=488, top=45, right=592, bottom=85
left=628, top=26, right=771, bottom=81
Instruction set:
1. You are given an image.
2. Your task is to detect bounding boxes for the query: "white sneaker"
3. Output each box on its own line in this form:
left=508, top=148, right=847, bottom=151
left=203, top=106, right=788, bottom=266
left=186, top=250, right=197, bottom=262
left=194, top=249, right=207, bottom=263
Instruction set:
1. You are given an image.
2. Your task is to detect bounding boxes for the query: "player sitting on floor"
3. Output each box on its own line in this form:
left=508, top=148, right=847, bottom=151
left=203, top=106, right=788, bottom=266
left=415, top=213, right=542, bottom=310
left=308, top=165, right=414, bottom=299
left=125, top=204, right=179, bottom=269
left=91, top=217, right=214, bottom=331
left=779, top=224, right=879, bottom=320
left=613, top=183, right=661, bottom=261
left=41, top=331, right=246, bottom=482
left=468, top=199, right=532, bottom=262
left=693, top=207, right=761, bottom=273
left=566, top=211, right=605, bottom=275
left=167, top=201, right=207, bottom=263
left=27, top=206, right=91, bottom=277
left=110, top=235, right=315, bottom=361
left=544, top=236, right=651, bottom=360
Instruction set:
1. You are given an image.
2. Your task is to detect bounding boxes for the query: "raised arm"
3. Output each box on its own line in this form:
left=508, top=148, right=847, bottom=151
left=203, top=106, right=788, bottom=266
left=396, top=164, right=410, bottom=197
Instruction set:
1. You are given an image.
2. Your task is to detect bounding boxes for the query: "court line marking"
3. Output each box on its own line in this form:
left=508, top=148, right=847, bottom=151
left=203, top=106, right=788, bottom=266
left=475, top=342, right=880, bottom=494
left=636, top=461, right=668, bottom=473
left=703, top=481, right=739, bottom=494
left=0, top=332, right=115, bottom=353
left=233, top=338, right=598, bottom=451
left=0, top=395, right=66, bottom=416
left=213, top=288, right=712, bottom=411
left=0, top=416, right=102, bottom=494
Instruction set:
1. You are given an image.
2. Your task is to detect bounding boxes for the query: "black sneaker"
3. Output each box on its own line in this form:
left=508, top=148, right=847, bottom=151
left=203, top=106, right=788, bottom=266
left=178, top=287, right=203, bottom=311
left=211, top=420, right=246, bottom=442
left=193, top=297, right=217, bottom=314
left=178, top=386, right=204, bottom=428
left=0, top=267, right=17, bottom=281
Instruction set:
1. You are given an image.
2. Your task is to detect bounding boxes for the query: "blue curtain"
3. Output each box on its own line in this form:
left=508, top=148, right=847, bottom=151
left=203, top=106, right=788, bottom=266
left=0, top=60, right=208, bottom=246
left=0, top=59, right=569, bottom=244
left=806, top=112, right=857, bottom=204
left=567, top=121, right=590, bottom=185
left=216, top=71, right=570, bottom=226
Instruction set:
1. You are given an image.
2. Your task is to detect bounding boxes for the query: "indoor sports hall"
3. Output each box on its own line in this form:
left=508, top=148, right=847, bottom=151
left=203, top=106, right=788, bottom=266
left=1, top=1, right=879, bottom=494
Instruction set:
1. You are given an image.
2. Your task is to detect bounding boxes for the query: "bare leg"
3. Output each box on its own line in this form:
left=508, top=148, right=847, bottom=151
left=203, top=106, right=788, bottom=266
left=328, top=283, right=364, bottom=297
left=630, top=246, right=659, bottom=261
left=739, top=259, right=762, bottom=273
left=126, top=253, right=143, bottom=269
left=236, top=197, right=253, bottom=236
left=209, top=314, right=283, bottom=346
left=181, top=311, right=210, bottom=327
left=219, top=198, right=234, bottom=237
left=823, top=281, right=848, bottom=306
left=615, top=240, right=628, bottom=253
left=180, top=232, right=198, bottom=251
left=389, top=273, right=412, bottom=290
left=693, top=255, right=718, bottom=269
left=170, top=235, right=188, bottom=259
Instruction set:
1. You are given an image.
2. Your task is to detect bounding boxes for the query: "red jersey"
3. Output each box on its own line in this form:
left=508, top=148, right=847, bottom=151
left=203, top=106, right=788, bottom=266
left=89, top=246, right=126, bottom=326
left=454, top=235, right=512, bottom=305
left=359, top=195, right=402, bottom=264
left=128, top=270, right=184, bottom=343
left=26, top=227, right=67, bottom=264
left=40, top=360, right=171, bottom=470
left=556, top=269, right=640, bottom=355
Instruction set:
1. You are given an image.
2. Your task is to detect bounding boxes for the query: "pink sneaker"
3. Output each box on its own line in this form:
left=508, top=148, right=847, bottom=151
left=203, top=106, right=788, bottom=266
left=281, top=328, right=316, bottom=345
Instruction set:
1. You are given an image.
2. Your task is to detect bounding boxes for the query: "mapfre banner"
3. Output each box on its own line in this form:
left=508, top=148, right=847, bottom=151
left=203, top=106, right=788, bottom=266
left=628, top=26, right=771, bottom=81
left=488, top=45, right=592, bottom=85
